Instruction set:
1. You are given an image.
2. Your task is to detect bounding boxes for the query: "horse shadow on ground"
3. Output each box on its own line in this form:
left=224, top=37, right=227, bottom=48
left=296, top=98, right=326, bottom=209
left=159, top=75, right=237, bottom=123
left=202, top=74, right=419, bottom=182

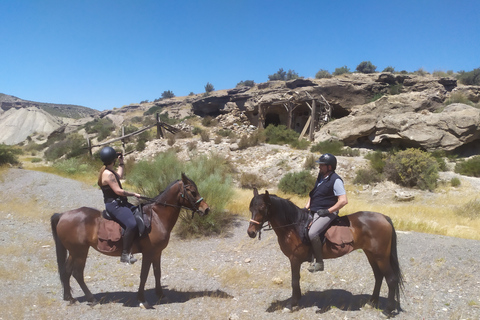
left=76, top=287, right=233, bottom=308
left=266, top=289, right=389, bottom=314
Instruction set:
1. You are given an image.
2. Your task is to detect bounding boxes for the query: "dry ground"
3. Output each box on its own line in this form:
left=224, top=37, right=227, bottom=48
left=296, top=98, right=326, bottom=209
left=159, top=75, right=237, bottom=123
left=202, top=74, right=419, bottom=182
left=0, top=168, right=479, bottom=320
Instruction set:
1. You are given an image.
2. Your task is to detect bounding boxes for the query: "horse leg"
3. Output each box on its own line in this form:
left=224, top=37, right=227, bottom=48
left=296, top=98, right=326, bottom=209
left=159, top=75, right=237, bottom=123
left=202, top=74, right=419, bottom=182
left=365, top=254, right=384, bottom=308
left=137, top=254, right=152, bottom=307
left=286, top=260, right=302, bottom=310
left=384, top=266, right=400, bottom=315
left=62, top=255, right=75, bottom=303
left=152, top=253, right=164, bottom=302
left=71, top=248, right=96, bottom=304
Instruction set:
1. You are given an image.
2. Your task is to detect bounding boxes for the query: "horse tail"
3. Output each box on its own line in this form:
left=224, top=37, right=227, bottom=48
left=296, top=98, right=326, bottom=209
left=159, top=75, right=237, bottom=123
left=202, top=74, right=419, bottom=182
left=50, top=213, right=68, bottom=283
left=385, top=215, right=405, bottom=310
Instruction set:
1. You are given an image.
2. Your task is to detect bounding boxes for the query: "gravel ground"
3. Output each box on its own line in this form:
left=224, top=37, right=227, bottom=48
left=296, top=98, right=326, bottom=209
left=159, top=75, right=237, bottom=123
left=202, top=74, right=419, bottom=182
left=0, top=168, right=479, bottom=320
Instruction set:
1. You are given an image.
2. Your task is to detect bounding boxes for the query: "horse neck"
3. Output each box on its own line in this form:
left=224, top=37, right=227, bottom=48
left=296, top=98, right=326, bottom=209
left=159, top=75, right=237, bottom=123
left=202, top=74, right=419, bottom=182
left=152, top=181, right=183, bottom=231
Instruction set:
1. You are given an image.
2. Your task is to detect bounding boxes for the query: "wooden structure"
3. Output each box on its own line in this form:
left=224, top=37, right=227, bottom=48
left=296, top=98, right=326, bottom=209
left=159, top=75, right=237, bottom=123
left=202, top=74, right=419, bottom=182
left=257, top=93, right=332, bottom=141
left=86, top=113, right=180, bottom=157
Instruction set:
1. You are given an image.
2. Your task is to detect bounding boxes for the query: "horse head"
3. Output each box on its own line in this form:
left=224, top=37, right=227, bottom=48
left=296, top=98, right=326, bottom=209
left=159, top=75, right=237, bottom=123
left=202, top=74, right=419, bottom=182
left=179, top=173, right=210, bottom=217
left=247, top=188, right=272, bottom=239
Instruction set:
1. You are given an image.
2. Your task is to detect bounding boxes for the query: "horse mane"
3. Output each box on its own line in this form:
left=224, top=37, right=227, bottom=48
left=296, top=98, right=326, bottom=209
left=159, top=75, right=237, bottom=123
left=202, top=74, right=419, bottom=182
left=268, top=194, right=309, bottom=225
left=150, top=179, right=181, bottom=204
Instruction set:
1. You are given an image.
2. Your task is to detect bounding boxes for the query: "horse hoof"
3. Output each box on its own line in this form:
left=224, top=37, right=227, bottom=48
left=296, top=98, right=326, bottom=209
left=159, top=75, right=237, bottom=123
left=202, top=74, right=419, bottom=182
left=87, top=299, right=98, bottom=307
left=282, top=307, right=292, bottom=313
left=139, top=301, right=153, bottom=309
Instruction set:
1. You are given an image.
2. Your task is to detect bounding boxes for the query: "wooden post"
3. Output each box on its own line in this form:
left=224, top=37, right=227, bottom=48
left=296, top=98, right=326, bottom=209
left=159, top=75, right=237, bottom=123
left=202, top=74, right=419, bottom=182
left=156, top=113, right=164, bottom=139
left=258, top=105, right=264, bottom=129
left=121, top=126, right=126, bottom=155
left=87, top=137, right=92, bottom=158
left=309, top=99, right=316, bottom=141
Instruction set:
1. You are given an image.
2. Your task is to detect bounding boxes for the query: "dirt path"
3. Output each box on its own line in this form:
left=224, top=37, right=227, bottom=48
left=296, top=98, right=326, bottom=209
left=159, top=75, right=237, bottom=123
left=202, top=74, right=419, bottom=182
left=0, top=168, right=479, bottom=319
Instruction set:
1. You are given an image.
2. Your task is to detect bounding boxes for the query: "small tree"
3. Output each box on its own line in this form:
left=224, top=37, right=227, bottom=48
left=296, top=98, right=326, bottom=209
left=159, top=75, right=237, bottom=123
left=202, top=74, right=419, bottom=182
left=315, top=69, right=332, bottom=79
left=286, top=69, right=300, bottom=80
left=457, top=68, right=480, bottom=85
left=236, top=80, right=255, bottom=87
left=161, top=90, right=175, bottom=99
left=333, top=65, right=350, bottom=76
left=356, top=61, right=377, bottom=74
left=204, top=82, right=215, bottom=93
left=268, top=68, right=287, bottom=81
left=383, top=66, right=395, bottom=73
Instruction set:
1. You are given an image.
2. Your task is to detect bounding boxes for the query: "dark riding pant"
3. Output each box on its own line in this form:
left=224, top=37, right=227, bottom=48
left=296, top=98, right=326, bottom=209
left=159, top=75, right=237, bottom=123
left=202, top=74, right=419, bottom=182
left=105, top=200, right=137, bottom=231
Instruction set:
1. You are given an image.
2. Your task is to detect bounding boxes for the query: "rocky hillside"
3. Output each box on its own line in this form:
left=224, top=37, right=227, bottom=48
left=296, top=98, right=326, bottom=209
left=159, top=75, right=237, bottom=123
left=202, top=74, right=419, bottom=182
left=2, top=73, right=480, bottom=153
left=0, top=93, right=100, bottom=145
left=110, top=73, right=480, bottom=154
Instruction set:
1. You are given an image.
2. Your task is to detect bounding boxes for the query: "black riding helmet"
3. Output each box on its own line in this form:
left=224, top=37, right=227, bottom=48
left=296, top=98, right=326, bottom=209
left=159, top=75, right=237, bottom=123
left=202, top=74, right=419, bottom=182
left=99, top=146, right=117, bottom=165
left=316, top=153, right=337, bottom=170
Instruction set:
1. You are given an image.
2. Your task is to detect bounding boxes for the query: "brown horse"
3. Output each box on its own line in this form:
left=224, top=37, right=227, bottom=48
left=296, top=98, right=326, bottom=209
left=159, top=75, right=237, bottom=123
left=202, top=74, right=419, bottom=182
left=247, top=189, right=403, bottom=316
left=51, top=173, right=209, bottom=308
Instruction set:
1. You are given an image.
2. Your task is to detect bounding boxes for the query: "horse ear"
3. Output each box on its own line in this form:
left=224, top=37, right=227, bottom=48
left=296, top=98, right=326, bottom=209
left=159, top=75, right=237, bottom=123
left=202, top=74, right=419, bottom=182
left=263, top=190, right=272, bottom=205
left=253, top=187, right=258, bottom=197
left=181, top=172, right=188, bottom=183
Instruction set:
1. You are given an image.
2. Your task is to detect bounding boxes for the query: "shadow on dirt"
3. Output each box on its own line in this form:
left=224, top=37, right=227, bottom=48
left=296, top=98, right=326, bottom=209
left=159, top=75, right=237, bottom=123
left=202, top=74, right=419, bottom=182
left=266, top=289, right=390, bottom=313
left=76, top=287, right=233, bottom=307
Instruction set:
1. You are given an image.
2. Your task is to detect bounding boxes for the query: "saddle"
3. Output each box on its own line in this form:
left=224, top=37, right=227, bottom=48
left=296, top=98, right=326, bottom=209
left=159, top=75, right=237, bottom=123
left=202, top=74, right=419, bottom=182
left=97, top=205, right=151, bottom=253
left=300, top=213, right=354, bottom=257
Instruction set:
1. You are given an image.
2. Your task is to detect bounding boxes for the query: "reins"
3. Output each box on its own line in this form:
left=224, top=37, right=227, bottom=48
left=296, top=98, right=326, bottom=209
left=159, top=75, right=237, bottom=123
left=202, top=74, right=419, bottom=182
left=138, top=182, right=204, bottom=217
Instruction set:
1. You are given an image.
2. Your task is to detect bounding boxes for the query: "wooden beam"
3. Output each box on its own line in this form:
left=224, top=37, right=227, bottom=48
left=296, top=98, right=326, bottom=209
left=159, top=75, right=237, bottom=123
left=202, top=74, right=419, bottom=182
left=298, top=116, right=311, bottom=141
left=309, top=99, right=316, bottom=141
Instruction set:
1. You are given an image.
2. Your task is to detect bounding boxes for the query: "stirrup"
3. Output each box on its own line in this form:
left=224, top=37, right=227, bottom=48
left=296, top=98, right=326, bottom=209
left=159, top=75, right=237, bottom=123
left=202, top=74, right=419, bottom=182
left=307, top=261, right=324, bottom=273
left=120, top=253, right=137, bottom=264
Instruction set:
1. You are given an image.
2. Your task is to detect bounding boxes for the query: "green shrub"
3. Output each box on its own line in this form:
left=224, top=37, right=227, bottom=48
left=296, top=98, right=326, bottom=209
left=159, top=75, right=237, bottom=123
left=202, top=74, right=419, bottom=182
left=315, top=69, right=332, bottom=79
left=429, top=150, right=447, bottom=171
left=333, top=66, right=350, bottom=76
left=303, top=154, right=316, bottom=170
left=236, top=80, right=255, bottom=87
left=278, top=170, right=316, bottom=196
left=200, top=130, right=210, bottom=142
left=383, top=148, right=439, bottom=190
left=450, top=177, right=461, bottom=187
left=389, top=84, right=403, bottom=95
left=356, top=61, right=377, bottom=74
left=192, top=127, right=203, bottom=135
left=127, top=151, right=234, bottom=238
left=0, top=144, right=22, bottom=165
left=354, top=168, right=383, bottom=185
left=365, top=151, right=387, bottom=173
left=239, top=172, right=268, bottom=189
left=217, top=129, right=234, bottom=138
left=84, top=118, right=115, bottom=141
left=289, top=138, right=310, bottom=150
left=52, top=156, right=100, bottom=176
left=444, top=92, right=474, bottom=106
left=202, top=116, right=218, bottom=127
left=457, top=68, right=480, bottom=85
left=383, top=66, right=395, bottom=73
left=264, top=125, right=299, bottom=145
left=455, top=156, right=480, bottom=177
left=310, top=140, right=344, bottom=155
left=44, top=133, right=87, bottom=161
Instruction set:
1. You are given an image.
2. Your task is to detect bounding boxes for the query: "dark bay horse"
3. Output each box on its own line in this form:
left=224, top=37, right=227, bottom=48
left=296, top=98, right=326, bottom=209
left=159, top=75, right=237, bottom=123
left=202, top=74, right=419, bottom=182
left=247, top=189, right=403, bottom=315
left=51, top=173, right=209, bottom=308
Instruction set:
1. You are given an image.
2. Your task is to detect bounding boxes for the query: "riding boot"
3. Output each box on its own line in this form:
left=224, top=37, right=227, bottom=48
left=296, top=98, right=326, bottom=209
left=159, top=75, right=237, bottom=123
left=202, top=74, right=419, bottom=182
left=307, top=236, right=324, bottom=272
left=120, top=228, right=137, bottom=264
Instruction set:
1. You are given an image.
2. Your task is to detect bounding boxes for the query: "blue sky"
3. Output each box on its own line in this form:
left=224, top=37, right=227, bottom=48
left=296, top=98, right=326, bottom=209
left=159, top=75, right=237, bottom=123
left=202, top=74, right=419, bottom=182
left=1, top=0, right=479, bottom=111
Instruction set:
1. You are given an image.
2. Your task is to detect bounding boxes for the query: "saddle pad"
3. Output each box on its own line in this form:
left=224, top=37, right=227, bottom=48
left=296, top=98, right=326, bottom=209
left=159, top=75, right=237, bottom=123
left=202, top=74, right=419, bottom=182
left=325, top=225, right=354, bottom=256
left=97, top=219, right=122, bottom=253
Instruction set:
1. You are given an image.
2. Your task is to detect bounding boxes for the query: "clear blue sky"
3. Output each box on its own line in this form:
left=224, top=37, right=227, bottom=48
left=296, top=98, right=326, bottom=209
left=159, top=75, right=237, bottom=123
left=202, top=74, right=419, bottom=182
left=1, top=0, right=479, bottom=111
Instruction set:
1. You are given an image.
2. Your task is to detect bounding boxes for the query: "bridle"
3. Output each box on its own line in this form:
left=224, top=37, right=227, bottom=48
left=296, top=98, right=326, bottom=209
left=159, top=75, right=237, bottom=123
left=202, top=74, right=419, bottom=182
left=249, top=201, right=302, bottom=240
left=139, top=181, right=204, bottom=217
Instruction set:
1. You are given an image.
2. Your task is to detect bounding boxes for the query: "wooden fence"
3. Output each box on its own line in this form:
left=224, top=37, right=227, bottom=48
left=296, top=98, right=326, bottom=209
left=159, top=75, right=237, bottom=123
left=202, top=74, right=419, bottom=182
left=86, top=113, right=180, bottom=157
